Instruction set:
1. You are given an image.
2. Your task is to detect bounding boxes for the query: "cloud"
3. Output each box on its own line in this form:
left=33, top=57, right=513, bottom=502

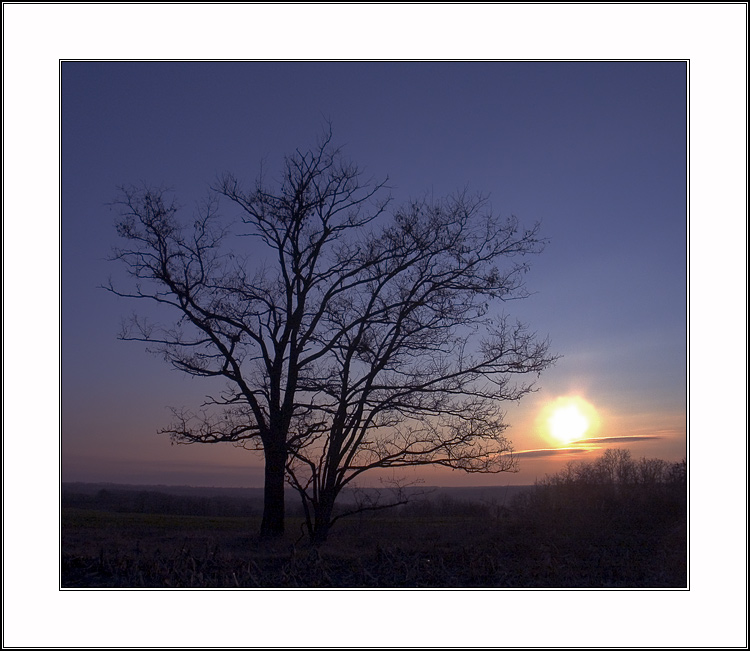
left=573, top=435, right=663, bottom=444
left=511, top=434, right=664, bottom=459
left=513, top=447, right=593, bottom=459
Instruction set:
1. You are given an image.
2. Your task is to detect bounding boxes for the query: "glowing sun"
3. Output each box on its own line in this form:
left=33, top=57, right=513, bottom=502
left=548, top=403, right=589, bottom=443
left=540, top=396, right=600, bottom=445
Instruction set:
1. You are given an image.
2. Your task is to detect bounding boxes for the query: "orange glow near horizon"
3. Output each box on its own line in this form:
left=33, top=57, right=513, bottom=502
left=538, top=396, right=601, bottom=446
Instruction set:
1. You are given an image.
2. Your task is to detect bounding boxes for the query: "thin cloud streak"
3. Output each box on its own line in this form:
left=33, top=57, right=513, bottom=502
left=513, top=448, right=593, bottom=459
left=512, top=434, right=665, bottom=459
left=573, top=435, right=664, bottom=444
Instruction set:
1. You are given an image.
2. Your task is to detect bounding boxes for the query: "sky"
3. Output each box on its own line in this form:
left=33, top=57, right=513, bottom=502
left=3, top=4, right=747, bottom=650
left=60, top=59, right=688, bottom=487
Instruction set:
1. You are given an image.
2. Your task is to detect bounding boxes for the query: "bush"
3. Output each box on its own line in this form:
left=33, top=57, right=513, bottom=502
left=515, top=449, right=687, bottom=531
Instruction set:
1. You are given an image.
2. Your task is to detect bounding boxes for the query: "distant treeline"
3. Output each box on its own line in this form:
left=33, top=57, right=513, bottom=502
left=61, top=483, right=534, bottom=520
left=62, top=450, right=686, bottom=523
left=62, top=488, right=261, bottom=518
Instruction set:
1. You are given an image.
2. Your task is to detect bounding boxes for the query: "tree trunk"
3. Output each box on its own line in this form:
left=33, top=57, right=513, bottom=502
left=260, top=443, right=286, bottom=539
left=311, top=491, right=335, bottom=545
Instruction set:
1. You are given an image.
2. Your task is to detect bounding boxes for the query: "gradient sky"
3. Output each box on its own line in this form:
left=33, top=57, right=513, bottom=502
left=60, top=60, right=688, bottom=487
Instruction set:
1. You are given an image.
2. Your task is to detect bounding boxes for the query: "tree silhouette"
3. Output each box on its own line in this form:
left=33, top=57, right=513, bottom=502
left=106, top=129, right=555, bottom=540
left=285, top=191, right=556, bottom=542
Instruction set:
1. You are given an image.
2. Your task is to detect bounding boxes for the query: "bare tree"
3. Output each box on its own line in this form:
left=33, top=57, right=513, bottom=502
left=106, top=131, right=388, bottom=538
left=106, top=130, right=555, bottom=542
left=284, top=192, right=557, bottom=542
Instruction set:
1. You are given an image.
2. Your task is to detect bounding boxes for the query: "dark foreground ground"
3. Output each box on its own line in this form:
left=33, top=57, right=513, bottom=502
left=61, top=484, right=686, bottom=589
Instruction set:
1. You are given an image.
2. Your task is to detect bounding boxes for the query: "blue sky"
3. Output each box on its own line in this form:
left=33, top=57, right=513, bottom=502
left=61, top=60, right=687, bottom=486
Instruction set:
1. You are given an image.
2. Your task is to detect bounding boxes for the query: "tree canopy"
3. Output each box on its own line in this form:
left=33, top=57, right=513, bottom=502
left=107, top=130, right=556, bottom=540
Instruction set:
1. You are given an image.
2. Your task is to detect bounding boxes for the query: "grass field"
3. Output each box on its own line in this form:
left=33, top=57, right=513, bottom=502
left=61, top=483, right=687, bottom=588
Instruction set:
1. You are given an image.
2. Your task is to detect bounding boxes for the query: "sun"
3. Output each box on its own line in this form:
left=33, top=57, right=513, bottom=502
left=548, top=403, right=589, bottom=443
left=540, top=396, right=600, bottom=446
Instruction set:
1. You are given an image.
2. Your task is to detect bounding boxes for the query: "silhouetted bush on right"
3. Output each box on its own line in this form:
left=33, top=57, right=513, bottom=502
left=500, top=449, right=687, bottom=587
left=516, top=449, right=687, bottom=532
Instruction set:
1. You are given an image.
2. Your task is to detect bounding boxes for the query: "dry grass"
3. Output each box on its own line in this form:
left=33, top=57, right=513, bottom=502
left=61, top=495, right=686, bottom=588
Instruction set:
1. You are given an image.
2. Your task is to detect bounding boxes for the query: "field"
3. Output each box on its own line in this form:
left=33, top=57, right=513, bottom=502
left=61, top=480, right=687, bottom=589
